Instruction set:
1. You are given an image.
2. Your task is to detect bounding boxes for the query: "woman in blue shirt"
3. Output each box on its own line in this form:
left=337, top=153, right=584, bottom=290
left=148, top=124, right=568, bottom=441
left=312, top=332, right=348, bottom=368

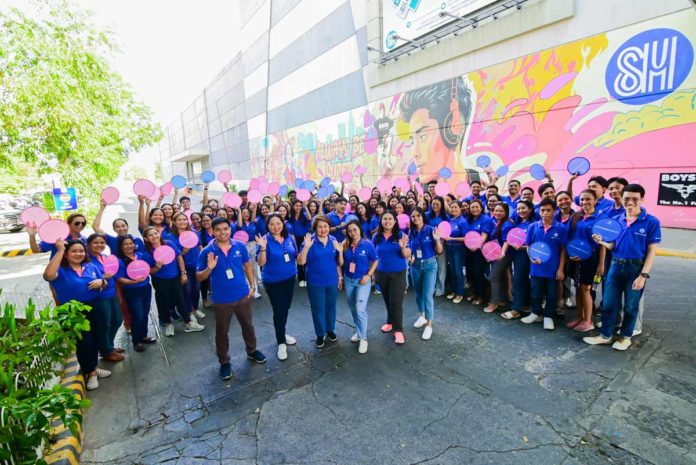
left=445, top=201, right=468, bottom=304
left=198, top=214, right=214, bottom=308
left=297, top=214, right=344, bottom=348
left=466, top=199, right=492, bottom=305
left=484, top=203, right=513, bottom=314
left=408, top=208, right=443, bottom=340
left=43, top=238, right=110, bottom=390
left=355, top=202, right=373, bottom=239
left=93, top=200, right=145, bottom=254
left=427, top=197, right=449, bottom=297
left=501, top=200, right=534, bottom=320
left=86, top=233, right=124, bottom=363
left=342, top=220, right=378, bottom=354
left=142, top=226, right=204, bottom=337
left=289, top=200, right=311, bottom=287
left=170, top=212, right=205, bottom=320
left=373, top=211, right=411, bottom=345
left=237, top=206, right=262, bottom=299
left=255, top=214, right=299, bottom=361
left=116, top=235, right=156, bottom=352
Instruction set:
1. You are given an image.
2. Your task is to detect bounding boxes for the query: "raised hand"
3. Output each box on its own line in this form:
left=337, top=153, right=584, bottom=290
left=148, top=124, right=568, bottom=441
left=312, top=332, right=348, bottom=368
left=304, top=233, right=314, bottom=248
left=432, top=230, right=442, bottom=241
left=55, top=237, right=65, bottom=251
left=26, top=222, right=38, bottom=237
left=206, top=252, right=219, bottom=270
left=100, top=200, right=107, bottom=209
left=399, top=234, right=409, bottom=249
left=87, top=279, right=103, bottom=290
left=332, top=239, right=342, bottom=253
left=255, top=234, right=267, bottom=248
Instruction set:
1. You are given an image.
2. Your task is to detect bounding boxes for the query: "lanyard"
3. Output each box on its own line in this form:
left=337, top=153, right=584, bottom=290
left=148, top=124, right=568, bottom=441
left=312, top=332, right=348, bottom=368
left=349, top=240, right=363, bottom=264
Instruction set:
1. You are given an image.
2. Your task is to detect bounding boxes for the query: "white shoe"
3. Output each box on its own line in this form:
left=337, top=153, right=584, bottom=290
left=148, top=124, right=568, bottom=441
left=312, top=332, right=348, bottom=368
left=422, top=326, right=433, bottom=340
left=521, top=314, right=543, bottom=324
left=96, top=368, right=111, bottom=378
left=277, top=343, right=288, bottom=361
left=253, top=291, right=262, bottom=299
left=413, top=315, right=427, bottom=329
left=185, top=321, right=205, bottom=332
left=86, top=376, right=99, bottom=391
left=165, top=324, right=175, bottom=337
left=299, top=280, right=307, bottom=288
left=564, top=297, right=574, bottom=308
left=194, top=309, right=206, bottom=319
left=435, top=291, right=444, bottom=297
left=350, top=332, right=360, bottom=343
left=632, top=329, right=642, bottom=337
left=543, top=318, right=555, bottom=330
left=285, top=334, right=297, bottom=345
left=358, top=340, right=368, bottom=354
left=189, top=314, right=198, bottom=325
left=612, top=337, right=632, bottom=351
left=583, top=335, right=613, bottom=345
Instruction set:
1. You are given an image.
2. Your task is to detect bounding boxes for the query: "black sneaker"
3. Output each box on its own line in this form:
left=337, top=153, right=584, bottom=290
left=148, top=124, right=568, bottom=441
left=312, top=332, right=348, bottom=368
left=246, top=350, right=267, bottom=364
left=315, top=336, right=325, bottom=348
left=134, top=343, right=145, bottom=352
left=219, top=362, right=233, bottom=380
left=326, top=331, right=337, bottom=342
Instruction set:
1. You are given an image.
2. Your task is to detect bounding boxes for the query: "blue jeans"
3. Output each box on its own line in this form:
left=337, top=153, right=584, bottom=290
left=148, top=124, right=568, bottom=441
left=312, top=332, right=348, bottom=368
left=511, top=250, right=531, bottom=311
left=183, top=264, right=201, bottom=312
left=410, top=257, right=437, bottom=321
left=344, top=276, right=371, bottom=340
left=435, top=249, right=447, bottom=295
left=123, top=285, right=152, bottom=344
left=531, top=276, right=558, bottom=318
left=94, top=296, right=123, bottom=356
left=446, top=244, right=465, bottom=296
left=601, top=259, right=644, bottom=338
left=307, top=284, right=338, bottom=337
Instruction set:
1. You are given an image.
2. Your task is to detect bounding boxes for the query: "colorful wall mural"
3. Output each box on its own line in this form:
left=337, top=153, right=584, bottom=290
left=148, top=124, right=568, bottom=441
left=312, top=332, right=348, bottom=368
left=250, top=9, right=696, bottom=228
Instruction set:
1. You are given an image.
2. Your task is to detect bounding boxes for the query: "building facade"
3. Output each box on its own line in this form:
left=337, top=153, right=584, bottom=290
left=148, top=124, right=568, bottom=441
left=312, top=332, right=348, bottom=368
left=159, top=0, right=696, bottom=228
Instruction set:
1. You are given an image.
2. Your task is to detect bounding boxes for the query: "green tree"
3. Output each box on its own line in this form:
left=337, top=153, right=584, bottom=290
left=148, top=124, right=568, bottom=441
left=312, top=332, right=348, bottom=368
left=0, top=0, right=161, bottom=210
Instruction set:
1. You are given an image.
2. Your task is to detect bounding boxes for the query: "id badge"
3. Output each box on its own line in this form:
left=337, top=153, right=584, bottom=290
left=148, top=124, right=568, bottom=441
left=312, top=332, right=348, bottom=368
left=226, top=268, right=234, bottom=279
left=284, top=253, right=290, bottom=263
left=348, top=262, right=356, bottom=273
left=416, top=249, right=423, bottom=259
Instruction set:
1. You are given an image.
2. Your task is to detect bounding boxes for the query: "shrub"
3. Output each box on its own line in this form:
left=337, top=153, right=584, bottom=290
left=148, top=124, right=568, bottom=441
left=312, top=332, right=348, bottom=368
left=0, top=298, right=92, bottom=465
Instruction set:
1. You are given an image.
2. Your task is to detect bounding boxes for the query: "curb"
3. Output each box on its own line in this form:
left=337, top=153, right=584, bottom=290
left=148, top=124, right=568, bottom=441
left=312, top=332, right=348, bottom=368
left=655, top=248, right=696, bottom=259
left=0, top=248, right=33, bottom=257
left=45, top=355, right=84, bottom=465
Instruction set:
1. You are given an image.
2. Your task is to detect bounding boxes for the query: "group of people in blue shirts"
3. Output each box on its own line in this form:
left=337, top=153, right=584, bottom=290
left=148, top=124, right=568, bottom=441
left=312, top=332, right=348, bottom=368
left=29, top=171, right=661, bottom=383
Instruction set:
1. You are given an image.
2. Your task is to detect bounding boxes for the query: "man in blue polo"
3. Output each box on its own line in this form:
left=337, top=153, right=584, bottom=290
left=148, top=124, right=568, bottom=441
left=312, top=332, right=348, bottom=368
left=567, top=174, right=614, bottom=212
left=327, top=197, right=356, bottom=242
left=585, top=183, right=660, bottom=351
left=196, top=217, right=266, bottom=380
left=521, top=198, right=568, bottom=330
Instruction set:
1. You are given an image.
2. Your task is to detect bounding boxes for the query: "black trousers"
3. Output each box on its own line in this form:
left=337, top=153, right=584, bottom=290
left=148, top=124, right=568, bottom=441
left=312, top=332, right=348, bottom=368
left=264, top=277, right=296, bottom=344
left=75, top=300, right=99, bottom=374
left=152, top=276, right=191, bottom=324
left=377, top=270, right=407, bottom=332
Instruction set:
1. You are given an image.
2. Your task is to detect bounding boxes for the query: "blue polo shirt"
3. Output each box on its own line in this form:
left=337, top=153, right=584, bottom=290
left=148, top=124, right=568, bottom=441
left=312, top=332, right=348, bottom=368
left=168, top=232, right=201, bottom=268
left=105, top=234, right=145, bottom=256
left=426, top=214, right=446, bottom=228
left=369, top=216, right=381, bottom=235
left=327, top=211, right=356, bottom=242
left=447, top=215, right=469, bottom=247
left=235, top=221, right=258, bottom=240
left=117, top=254, right=151, bottom=288
left=575, top=195, right=613, bottom=212
left=88, top=253, right=118, bottom=299
left=600, top=204, right=625, bottom=220
left=501, top=195, right=521, bottom=209
left=197, top=240, right=250, bottom=304
left=569, top=211, right=605, bottom=251
left=462, top=193, right=486, bottom=203
left=142, top=240, right=182, bottom=279
left=373, top=232, right=409, bottom=273
left=305, top=235, right=340, bottom=286
left=489, top=220, right=514, bottom=246
left=256, top=234, right=297, bottom=283
left=525, top=221, right=568, bottom=279
left=288, top=213, right=311, bottom=238
left=468, top=215, right=494, bottom=237
left=255, top=216, right=267, bottom=235
left=553, top=210, right=573, bottom=225
left=39, top=234, right=87, bottom=259
left=342, top=239, right=378, bottom=279
left=612, top=209, right=661, bottom=260
left=408, top=225, right=438, bottom=260
left=359, top=217, right=374, bottom=239
left=50, top=263, right=104, bottom=305
left=284, top=221, right=294, bottom=237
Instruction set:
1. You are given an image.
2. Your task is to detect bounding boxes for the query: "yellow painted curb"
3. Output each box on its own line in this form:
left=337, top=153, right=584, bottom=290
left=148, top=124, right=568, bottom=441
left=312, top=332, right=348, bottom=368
left=45, top=355, right=84, bottom=465
left=0, top=248, right=33, bottom=257
left=656, top=248, right=696, bottom=259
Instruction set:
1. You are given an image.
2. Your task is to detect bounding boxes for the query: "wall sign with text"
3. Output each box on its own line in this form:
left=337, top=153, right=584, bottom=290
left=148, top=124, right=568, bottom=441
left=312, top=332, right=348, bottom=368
left=658, top=173, right=696, bottom=207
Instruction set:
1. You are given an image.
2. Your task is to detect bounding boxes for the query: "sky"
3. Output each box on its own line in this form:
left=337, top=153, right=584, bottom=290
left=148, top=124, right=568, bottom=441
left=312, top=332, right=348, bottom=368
left=9, top=0, right=241, bottom=172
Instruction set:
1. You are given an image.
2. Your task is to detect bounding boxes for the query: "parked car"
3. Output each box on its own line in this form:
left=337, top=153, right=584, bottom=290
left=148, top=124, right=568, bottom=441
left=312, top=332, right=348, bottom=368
left=0, top=206, right=24, bottom=233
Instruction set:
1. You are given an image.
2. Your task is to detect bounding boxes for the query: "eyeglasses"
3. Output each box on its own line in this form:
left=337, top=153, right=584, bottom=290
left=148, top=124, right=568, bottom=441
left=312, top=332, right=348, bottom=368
left=72, top=221, right=86, bottom=226
left=623, top=196, right=641, bottom=203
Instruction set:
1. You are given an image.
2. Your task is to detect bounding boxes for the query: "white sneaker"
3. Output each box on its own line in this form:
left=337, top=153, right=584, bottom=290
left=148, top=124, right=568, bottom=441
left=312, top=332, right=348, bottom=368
left=86, top=376, right=99, bottom=391
left=521, top=314, right=543, bottom=324
left=435, top=291, right=444, bottom=297
left=413, top=315, right=427, bottom=329
left=96, top=368, right=111, bottom=378
left=543, top=318, right=555, bottom=330
left=185, top=321, right=205, bottom=332
left=253, top=291, right=262, bottom=299
left=564, top=297, right=574, bottom=308
left=350, top=332, right=360, bottom=343
left=299, top=280, right=307, bottom=288
left=277, top=343, right=288, bottom=361
left=632, top=329, right=642, bottom=337
left=583, top=335, right=613, bottom=345
left=189, top=314, right=198, bottom=325
left=422, top=326, right=433, bottom=340
left=194, top=309, right=206, bottom=319
left=358, top=340, right=368, bottom=354
left=285, top=334, right=297, bottom=345
left=165, top=323, right=175, bottom=337
left=612, top=337, right=632, bottom=351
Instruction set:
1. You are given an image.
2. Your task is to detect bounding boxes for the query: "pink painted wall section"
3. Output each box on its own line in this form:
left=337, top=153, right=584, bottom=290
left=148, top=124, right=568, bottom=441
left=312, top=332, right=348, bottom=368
left=251, top=9, right=696, bottom=229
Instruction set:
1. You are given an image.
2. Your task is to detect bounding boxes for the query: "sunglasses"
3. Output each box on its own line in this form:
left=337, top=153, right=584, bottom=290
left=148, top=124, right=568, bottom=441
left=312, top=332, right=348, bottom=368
left=72, top=221, right=86, bottom=226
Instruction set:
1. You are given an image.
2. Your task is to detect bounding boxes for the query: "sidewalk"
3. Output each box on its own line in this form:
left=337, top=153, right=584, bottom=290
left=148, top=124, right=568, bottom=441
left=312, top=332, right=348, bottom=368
left=657, top=228, right=696, bottom=258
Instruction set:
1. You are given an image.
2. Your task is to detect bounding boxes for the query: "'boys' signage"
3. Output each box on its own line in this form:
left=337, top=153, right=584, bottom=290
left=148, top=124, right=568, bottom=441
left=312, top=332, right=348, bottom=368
left=658, top=173, right=696, bottom=207
left=606, top=28, right=693, bottom=104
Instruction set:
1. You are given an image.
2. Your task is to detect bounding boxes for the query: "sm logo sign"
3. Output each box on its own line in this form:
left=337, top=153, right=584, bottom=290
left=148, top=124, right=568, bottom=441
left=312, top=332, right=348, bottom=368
left=606, top=28, right=693, bottom=105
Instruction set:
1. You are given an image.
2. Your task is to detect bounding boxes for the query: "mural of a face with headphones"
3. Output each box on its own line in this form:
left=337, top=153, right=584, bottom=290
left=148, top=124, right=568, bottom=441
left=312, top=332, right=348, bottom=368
left=399, top=77, right=475, bottom=183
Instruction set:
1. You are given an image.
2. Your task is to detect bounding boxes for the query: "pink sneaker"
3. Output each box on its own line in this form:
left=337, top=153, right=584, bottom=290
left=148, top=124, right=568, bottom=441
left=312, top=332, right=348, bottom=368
left=381, top=323, right=393, bottom=333
left=394, top=331, right=405, bottom=344
left=573, top=321, right=595, bottom=332
left=565, top=319, right=581, bottom=329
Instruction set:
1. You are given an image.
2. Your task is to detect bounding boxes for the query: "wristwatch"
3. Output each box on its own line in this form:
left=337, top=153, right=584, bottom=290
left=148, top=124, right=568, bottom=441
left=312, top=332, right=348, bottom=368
left=639, top=272, right=650, bottom=279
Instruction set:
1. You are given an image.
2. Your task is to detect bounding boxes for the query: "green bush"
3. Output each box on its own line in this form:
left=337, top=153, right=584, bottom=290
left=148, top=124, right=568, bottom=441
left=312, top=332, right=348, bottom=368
left=0, top=297, right=92, bottom=465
